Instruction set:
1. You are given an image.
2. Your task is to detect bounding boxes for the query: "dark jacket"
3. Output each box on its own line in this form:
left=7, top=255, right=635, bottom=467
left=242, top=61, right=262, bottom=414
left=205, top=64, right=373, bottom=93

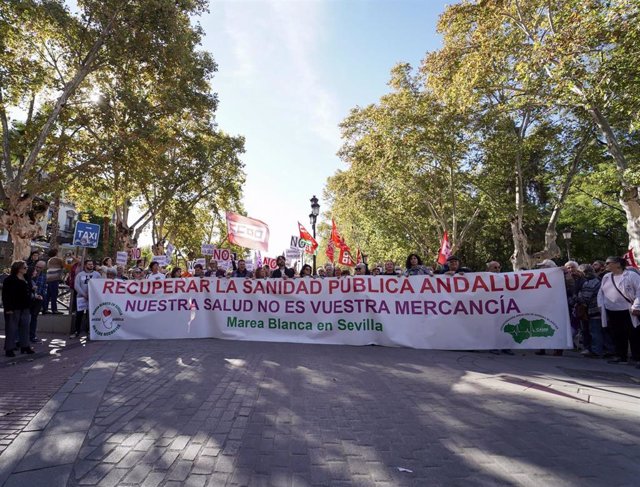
left=2, top=275, right=33, bottom=311
left=271, top=267, right=294, bottom=278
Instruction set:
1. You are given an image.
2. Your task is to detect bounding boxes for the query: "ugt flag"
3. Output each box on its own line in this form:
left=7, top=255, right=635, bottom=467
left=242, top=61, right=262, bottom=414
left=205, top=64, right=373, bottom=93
left=226, top=212, right=270, bottom=252
left=298, top=222, right=318, bottom=254
left=437, top=231, right=451, bottom=265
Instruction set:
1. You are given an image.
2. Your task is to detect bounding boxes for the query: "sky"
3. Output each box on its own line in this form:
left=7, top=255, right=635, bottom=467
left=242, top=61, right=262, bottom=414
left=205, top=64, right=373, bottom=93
left=194, top=0, right=450, bottom=256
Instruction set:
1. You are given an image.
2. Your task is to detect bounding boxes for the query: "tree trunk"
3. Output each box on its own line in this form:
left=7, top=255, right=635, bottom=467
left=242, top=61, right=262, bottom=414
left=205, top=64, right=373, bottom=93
left=48, top=195, right=61, bottom=251
left=620, top=192, right=640, bottom=253
left=103, top=216, right=110, bottom=256
left=0, top=194, right=46, bottom=261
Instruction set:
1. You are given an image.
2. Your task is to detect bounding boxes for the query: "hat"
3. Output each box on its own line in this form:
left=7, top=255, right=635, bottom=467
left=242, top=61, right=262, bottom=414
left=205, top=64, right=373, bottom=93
left=536, top=259, right=557, bottom=268
left=446, top=255, right=460, bottom=262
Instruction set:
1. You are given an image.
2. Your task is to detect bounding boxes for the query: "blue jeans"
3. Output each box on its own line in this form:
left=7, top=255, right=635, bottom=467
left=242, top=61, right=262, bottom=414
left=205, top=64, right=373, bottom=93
left=4, top=308, right=30, bottom=350
left=589, top=317, right=615, bottom=356
left=43, top=281, right=59, bottom=313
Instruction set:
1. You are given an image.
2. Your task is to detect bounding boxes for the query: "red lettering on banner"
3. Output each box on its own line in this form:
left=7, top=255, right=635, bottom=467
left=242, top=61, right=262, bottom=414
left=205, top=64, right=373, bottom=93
left=535, top=272, right=551, bottom=289
left=103, top=281, right=115, bottom=293
left=471, top=275, right=490, bottom=292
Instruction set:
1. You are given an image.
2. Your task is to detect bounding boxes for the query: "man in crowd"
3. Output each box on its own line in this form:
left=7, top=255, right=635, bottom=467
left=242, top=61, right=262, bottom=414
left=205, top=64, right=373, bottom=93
left=232, top=259, right=253, bottom=278
left=354, top=263, right=367, bottom=275
left=73, top=260, right=101, bottom=338
left=442, top=255, right=471, bottom=275
left=271, top=256, right=294, bottom=278
left=193, top=263, right=206, bottom=278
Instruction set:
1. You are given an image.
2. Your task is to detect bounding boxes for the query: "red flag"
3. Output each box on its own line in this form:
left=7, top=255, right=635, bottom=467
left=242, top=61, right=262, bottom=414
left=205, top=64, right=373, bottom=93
left=624, top=248, right=638, bottom=268
left=437, top=231, right=451, bottom=265
left=331, top=219, right=343, bottom=248
left=326, top=239, right=335, bottom=262
left=338, top=246, right=355, bottom=267
left=356, top=248, right=363, bottom=264
left=298, top=222, right=318, bottom=254
left=225, top=212, right=270, bottom=252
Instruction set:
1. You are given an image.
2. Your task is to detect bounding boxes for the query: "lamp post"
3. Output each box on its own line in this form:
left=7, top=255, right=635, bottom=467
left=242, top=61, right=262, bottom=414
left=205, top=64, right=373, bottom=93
left=562, top=229, right=572, bottom=261
left=309, top=195, right=320, bottom=275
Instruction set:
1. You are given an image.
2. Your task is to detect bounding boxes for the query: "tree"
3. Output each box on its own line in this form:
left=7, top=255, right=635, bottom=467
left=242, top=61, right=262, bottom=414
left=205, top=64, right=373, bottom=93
left=428, top=0, right=640, bottom=262
left=0, top=0, right=214, bottom=259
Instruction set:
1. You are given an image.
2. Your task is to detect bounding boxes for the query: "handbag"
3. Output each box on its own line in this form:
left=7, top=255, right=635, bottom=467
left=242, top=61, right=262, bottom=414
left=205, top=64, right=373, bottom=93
left=574, top=303, right=589, bottom=321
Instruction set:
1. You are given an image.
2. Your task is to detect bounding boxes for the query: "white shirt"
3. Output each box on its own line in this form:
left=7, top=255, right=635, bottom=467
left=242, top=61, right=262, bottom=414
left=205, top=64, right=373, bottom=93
left=598, top=270, right=640, bottom=327
left=147, top=272, right=165, bottom=281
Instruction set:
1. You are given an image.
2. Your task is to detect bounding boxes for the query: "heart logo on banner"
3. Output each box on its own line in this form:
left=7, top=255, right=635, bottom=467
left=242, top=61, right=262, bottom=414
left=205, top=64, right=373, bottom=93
left=103, top=309, right=112, bottom=317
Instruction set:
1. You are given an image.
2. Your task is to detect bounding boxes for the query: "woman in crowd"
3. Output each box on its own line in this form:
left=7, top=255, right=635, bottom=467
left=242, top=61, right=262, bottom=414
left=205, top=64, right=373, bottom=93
left=404, top=253, right=433, bottom=276
left=299, top=264, right=313, bottom=278
left=100, top=257, right=115, bottom=277
left=598, top=256, right=640, bottom=365
left=25, top=250, right=41, bottom=269
left=2, top=261, right=35, bottom=357
left=170, top=267, right=183, bottom=278
left=26, top=260, right=47, bottom=343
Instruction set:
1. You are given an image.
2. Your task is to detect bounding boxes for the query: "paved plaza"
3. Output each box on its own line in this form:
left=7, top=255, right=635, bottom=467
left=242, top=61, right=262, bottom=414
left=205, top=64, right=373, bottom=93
left=1, top=336, right=640, bottom=486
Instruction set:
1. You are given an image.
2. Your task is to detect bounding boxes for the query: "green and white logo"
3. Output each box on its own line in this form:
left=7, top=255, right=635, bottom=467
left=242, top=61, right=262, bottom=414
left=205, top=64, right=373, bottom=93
left=502, top=314, right=557, bottom=344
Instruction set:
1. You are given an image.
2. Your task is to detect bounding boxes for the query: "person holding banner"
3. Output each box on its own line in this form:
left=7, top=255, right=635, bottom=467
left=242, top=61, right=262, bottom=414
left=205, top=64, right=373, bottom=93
left=299, top=264, right=313, bottom=278
left=271, top=256, right=294, bottom=278
left=404, top=254, right=433, bottom=276
left=73, top=260, right=101, bottom=338
left=232, top=260, right=253, bottom=278
left=147, top=262, right=165, bottom=281
left=598, top=256, right=640, bottom=366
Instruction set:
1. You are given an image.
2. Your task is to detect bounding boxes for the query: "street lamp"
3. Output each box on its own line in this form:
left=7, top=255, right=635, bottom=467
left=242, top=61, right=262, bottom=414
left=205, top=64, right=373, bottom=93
left=309, top=195, right=320, bottom=274
left=562, top=229, right=572, bottom=261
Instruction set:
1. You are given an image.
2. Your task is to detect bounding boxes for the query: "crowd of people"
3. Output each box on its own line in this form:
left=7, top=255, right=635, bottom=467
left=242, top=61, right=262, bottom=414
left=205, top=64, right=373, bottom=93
left=3, top=249, right=639, bottom=369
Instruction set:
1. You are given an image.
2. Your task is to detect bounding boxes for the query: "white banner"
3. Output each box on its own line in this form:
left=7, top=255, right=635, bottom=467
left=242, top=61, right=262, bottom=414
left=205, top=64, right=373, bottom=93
left=201, top=244, right=215, bottom=255
left=116, top=251, right=128, bottom=266
left=88, top=269, right=572, bottom=349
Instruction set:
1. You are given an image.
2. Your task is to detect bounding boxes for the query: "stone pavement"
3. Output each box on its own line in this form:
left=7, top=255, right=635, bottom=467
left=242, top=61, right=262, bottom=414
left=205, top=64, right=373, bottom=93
left=1, top=338, right=640, bottom=487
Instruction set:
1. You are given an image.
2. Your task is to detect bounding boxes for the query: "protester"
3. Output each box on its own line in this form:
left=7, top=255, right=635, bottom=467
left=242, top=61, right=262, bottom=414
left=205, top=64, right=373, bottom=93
left=193, top=263, right=205, bottom=278
left=131, top=267, right=145, bottom=280
left=99, top=257, right=116, bottom=277
left=73, top=260, right=101, bottom=338
left=232, top=259, right=253, bottom=278
left=341, top=269, right=351, bottom=277
left=3, top=261, right=35, bottom=356
left=271, top=256, right=294, bottom=278
left=254, top=266, right=267, bottom=279
left=299, top=264, right=313, bottom=278
left=404, top=254, right=433, bottom=276
left=486, top=261, right=501, bottom=273
left=381, top=261, right=396, bottom=276
left=371, top=267, right=381, bottom=276
left=170, top=267, right=183, bottom=278
left=576, top=264, right=612, bottom=358
left=25, top=250, right=41, bottom=270
left=26, top=260, right=47, bottom=343
left=115, top=266, right=128, bottom=281
left=317, top=268, right=326, bottom=278
left=354, top=263, right=367, bottom=275
left=147, top=262, right=165, bottom=280
left=43, top=248, right=64, bottom=314
left=442, top=256, right=471, bottom=275
left=598, top=256, right=640, bottom=366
